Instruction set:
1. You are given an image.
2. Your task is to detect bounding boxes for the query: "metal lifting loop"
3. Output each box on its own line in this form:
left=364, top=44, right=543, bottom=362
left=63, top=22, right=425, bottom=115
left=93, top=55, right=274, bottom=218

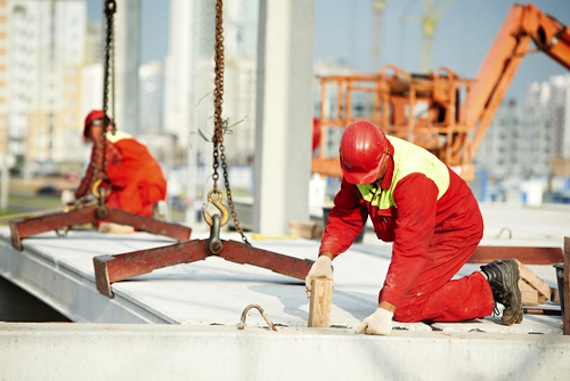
left=203, top=189, right=229, bottom=228
left=237, top=304, right=278, bottom=332
left=95, top=195, right=109, bottom=220
left=54, top=227, right=71, bottom=237
left=207, top=214, right=223, bottom=255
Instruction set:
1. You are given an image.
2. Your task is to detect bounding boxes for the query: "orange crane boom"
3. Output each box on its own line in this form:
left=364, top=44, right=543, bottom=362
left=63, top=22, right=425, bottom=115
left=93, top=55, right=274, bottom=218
left=467, top=2, right=570, bottom=158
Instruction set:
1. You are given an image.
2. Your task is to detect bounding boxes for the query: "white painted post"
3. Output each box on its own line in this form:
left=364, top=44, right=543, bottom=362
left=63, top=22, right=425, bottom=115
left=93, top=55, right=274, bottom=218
left=254, top=0, right=316, bottom=236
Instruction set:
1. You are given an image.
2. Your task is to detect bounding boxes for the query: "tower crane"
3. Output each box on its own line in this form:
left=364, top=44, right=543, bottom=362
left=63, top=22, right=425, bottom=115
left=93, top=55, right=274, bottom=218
left=402, top=0, right=454, bottom=72
left=421, top=0, right=454, bottom=72
left=372, top=0, right=388, bottom=71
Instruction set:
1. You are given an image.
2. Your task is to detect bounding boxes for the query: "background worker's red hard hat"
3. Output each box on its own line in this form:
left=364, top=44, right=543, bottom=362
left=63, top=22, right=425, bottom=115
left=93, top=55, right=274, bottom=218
left=83, top=110, right=107, bottom=138
left=339, top=120, right=388, bottom=184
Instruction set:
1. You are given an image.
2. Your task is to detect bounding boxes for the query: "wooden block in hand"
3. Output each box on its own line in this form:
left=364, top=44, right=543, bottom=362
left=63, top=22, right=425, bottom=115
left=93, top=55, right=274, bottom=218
left=308, top=278, right=333, bottom=328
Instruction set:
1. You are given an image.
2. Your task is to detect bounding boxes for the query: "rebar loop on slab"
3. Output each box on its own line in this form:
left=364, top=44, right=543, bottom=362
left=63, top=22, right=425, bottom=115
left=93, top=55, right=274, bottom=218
left=496, top=227, right=513, bottom=239
left=237, top=304, right=278, bottom=332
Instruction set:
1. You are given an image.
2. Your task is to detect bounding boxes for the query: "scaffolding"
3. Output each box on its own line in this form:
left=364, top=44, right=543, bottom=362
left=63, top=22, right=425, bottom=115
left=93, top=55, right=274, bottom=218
left=312, top=64, right=476, bottom=181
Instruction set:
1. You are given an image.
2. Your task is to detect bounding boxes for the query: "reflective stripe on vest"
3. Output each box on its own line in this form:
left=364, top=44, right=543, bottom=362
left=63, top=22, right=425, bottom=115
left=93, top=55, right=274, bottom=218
left=105, top=130, right=132, bottom=144
left=356, top=136, right=450, bottom=209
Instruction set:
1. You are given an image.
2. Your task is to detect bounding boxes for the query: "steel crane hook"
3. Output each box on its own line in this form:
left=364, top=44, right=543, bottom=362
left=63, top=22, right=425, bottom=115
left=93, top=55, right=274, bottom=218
left=203, top=189, right=230, bottom=228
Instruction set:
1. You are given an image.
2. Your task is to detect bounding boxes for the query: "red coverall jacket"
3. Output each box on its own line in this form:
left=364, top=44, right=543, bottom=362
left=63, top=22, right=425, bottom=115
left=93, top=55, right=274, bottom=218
left=75, top=131, right=167, bottom=217
left=319, top=136, right=494, bottom=322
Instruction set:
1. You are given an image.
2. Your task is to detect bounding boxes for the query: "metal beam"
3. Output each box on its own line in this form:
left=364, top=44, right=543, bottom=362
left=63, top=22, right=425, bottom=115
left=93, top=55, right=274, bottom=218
left=468, top=246, right=563, bottom=264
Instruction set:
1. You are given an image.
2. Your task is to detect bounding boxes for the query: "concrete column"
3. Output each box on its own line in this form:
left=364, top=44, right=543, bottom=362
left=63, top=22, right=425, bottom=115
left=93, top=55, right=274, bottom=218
left=254, top=0, right=316, bottom=236
left=114, top=0, right=140, bottom=135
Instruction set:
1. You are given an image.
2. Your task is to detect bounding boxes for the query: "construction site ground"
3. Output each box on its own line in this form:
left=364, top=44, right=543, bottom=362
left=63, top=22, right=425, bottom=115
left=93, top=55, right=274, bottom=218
left=1, top=202, right=569, bottom=380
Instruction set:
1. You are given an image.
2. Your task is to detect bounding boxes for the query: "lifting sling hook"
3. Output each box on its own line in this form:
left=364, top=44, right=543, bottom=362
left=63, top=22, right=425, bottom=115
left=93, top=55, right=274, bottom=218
left=203, top=189, right=229, bottom=228
left=91, top=178, right=111, bottom=219
left=91, top=177, right=112, bottom=199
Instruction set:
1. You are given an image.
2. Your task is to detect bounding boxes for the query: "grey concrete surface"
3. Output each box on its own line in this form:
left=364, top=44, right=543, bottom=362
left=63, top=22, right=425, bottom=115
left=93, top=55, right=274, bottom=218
left=1, top=322, right=569, bottom=381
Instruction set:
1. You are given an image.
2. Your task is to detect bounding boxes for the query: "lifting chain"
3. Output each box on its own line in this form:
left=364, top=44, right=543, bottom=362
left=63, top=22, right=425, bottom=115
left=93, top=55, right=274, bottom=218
left=211, top=0, right=249, bottom=245
left=103, top=0, right=116, bottom=133
left=93, top=0, right=117, bottom=210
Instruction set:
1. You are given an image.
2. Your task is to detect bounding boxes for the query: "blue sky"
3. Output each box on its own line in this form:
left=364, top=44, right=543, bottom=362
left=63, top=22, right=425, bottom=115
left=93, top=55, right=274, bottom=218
left=89, top=0, right=570, bottom=102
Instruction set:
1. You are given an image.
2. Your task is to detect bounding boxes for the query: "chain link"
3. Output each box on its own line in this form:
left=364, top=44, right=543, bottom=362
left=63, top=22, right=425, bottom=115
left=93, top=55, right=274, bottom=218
left=95, top=0, right=117, bottom=205
left=212, top=0, right=249, bottom=244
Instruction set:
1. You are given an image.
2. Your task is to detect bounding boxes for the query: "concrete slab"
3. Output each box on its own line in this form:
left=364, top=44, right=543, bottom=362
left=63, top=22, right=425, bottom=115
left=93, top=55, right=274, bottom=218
left=0, top=226, right=430, bottom=330
left=1, top=322, right=570, bottom=381
left=2, top=203, right=570, bottom=379
left=0, top=203, right=567, bottom=334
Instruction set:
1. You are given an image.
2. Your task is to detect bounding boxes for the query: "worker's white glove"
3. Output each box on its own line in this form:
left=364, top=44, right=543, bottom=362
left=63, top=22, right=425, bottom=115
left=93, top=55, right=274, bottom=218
left=305, top=256, right=333, bottom=298
left=61, top=189, right=75, bottom=206
left=356, top=308, right=394, bottom=336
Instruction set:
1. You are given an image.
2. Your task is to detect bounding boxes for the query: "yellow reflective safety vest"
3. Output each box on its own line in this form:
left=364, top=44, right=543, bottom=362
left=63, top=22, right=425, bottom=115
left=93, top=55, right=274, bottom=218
left=355, top=136, right=450, bottom=210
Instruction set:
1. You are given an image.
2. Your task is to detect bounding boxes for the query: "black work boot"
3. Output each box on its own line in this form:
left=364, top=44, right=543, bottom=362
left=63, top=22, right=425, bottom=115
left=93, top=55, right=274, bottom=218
left=480, top=258, right=523, bottom=325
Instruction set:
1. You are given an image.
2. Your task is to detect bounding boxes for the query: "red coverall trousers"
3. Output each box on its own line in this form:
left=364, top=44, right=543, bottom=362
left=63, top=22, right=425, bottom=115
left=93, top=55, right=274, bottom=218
left=393, top=238, right=495, bottom=323
left=390, top=194, right=495, bottom=323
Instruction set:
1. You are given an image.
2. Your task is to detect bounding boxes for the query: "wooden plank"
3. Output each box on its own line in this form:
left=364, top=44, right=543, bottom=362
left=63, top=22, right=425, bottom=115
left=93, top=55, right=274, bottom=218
left=308, top=279, right=333, bottom=328
left=523, top=306, right=561, bottom=316
left=288, top=221, right=316, bottom=239
left=468, top=246, right=563, bottom=264
left=517, top=261, right=551, bottom=301
left=519, top=280, right=539, bottom=306
left=98, top=222, right=135, bottom=234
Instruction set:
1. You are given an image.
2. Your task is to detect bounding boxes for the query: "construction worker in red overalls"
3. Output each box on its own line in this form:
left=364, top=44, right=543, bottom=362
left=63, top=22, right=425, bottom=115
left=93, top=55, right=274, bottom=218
left=74, top=110, right=167, bottom=221
left=305, top=120, right=523, bottom=335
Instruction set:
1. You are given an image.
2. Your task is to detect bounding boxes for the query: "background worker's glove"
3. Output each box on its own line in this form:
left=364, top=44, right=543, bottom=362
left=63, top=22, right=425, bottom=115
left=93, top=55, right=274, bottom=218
left=305, top=255, right=333, bottom=298
left=356, top=308, right=394, bottom=335
left=61, top=189, right=77, bottom=212
left=61, top=190, right=97, bottom=213
left=61, top=189, right=75, bottom=206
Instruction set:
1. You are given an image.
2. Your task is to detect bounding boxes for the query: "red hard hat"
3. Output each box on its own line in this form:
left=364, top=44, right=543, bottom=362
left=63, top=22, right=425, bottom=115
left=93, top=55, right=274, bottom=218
left=83, top=110, right=108, bottom=138
left=339, top=120, right=389, bottom=184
